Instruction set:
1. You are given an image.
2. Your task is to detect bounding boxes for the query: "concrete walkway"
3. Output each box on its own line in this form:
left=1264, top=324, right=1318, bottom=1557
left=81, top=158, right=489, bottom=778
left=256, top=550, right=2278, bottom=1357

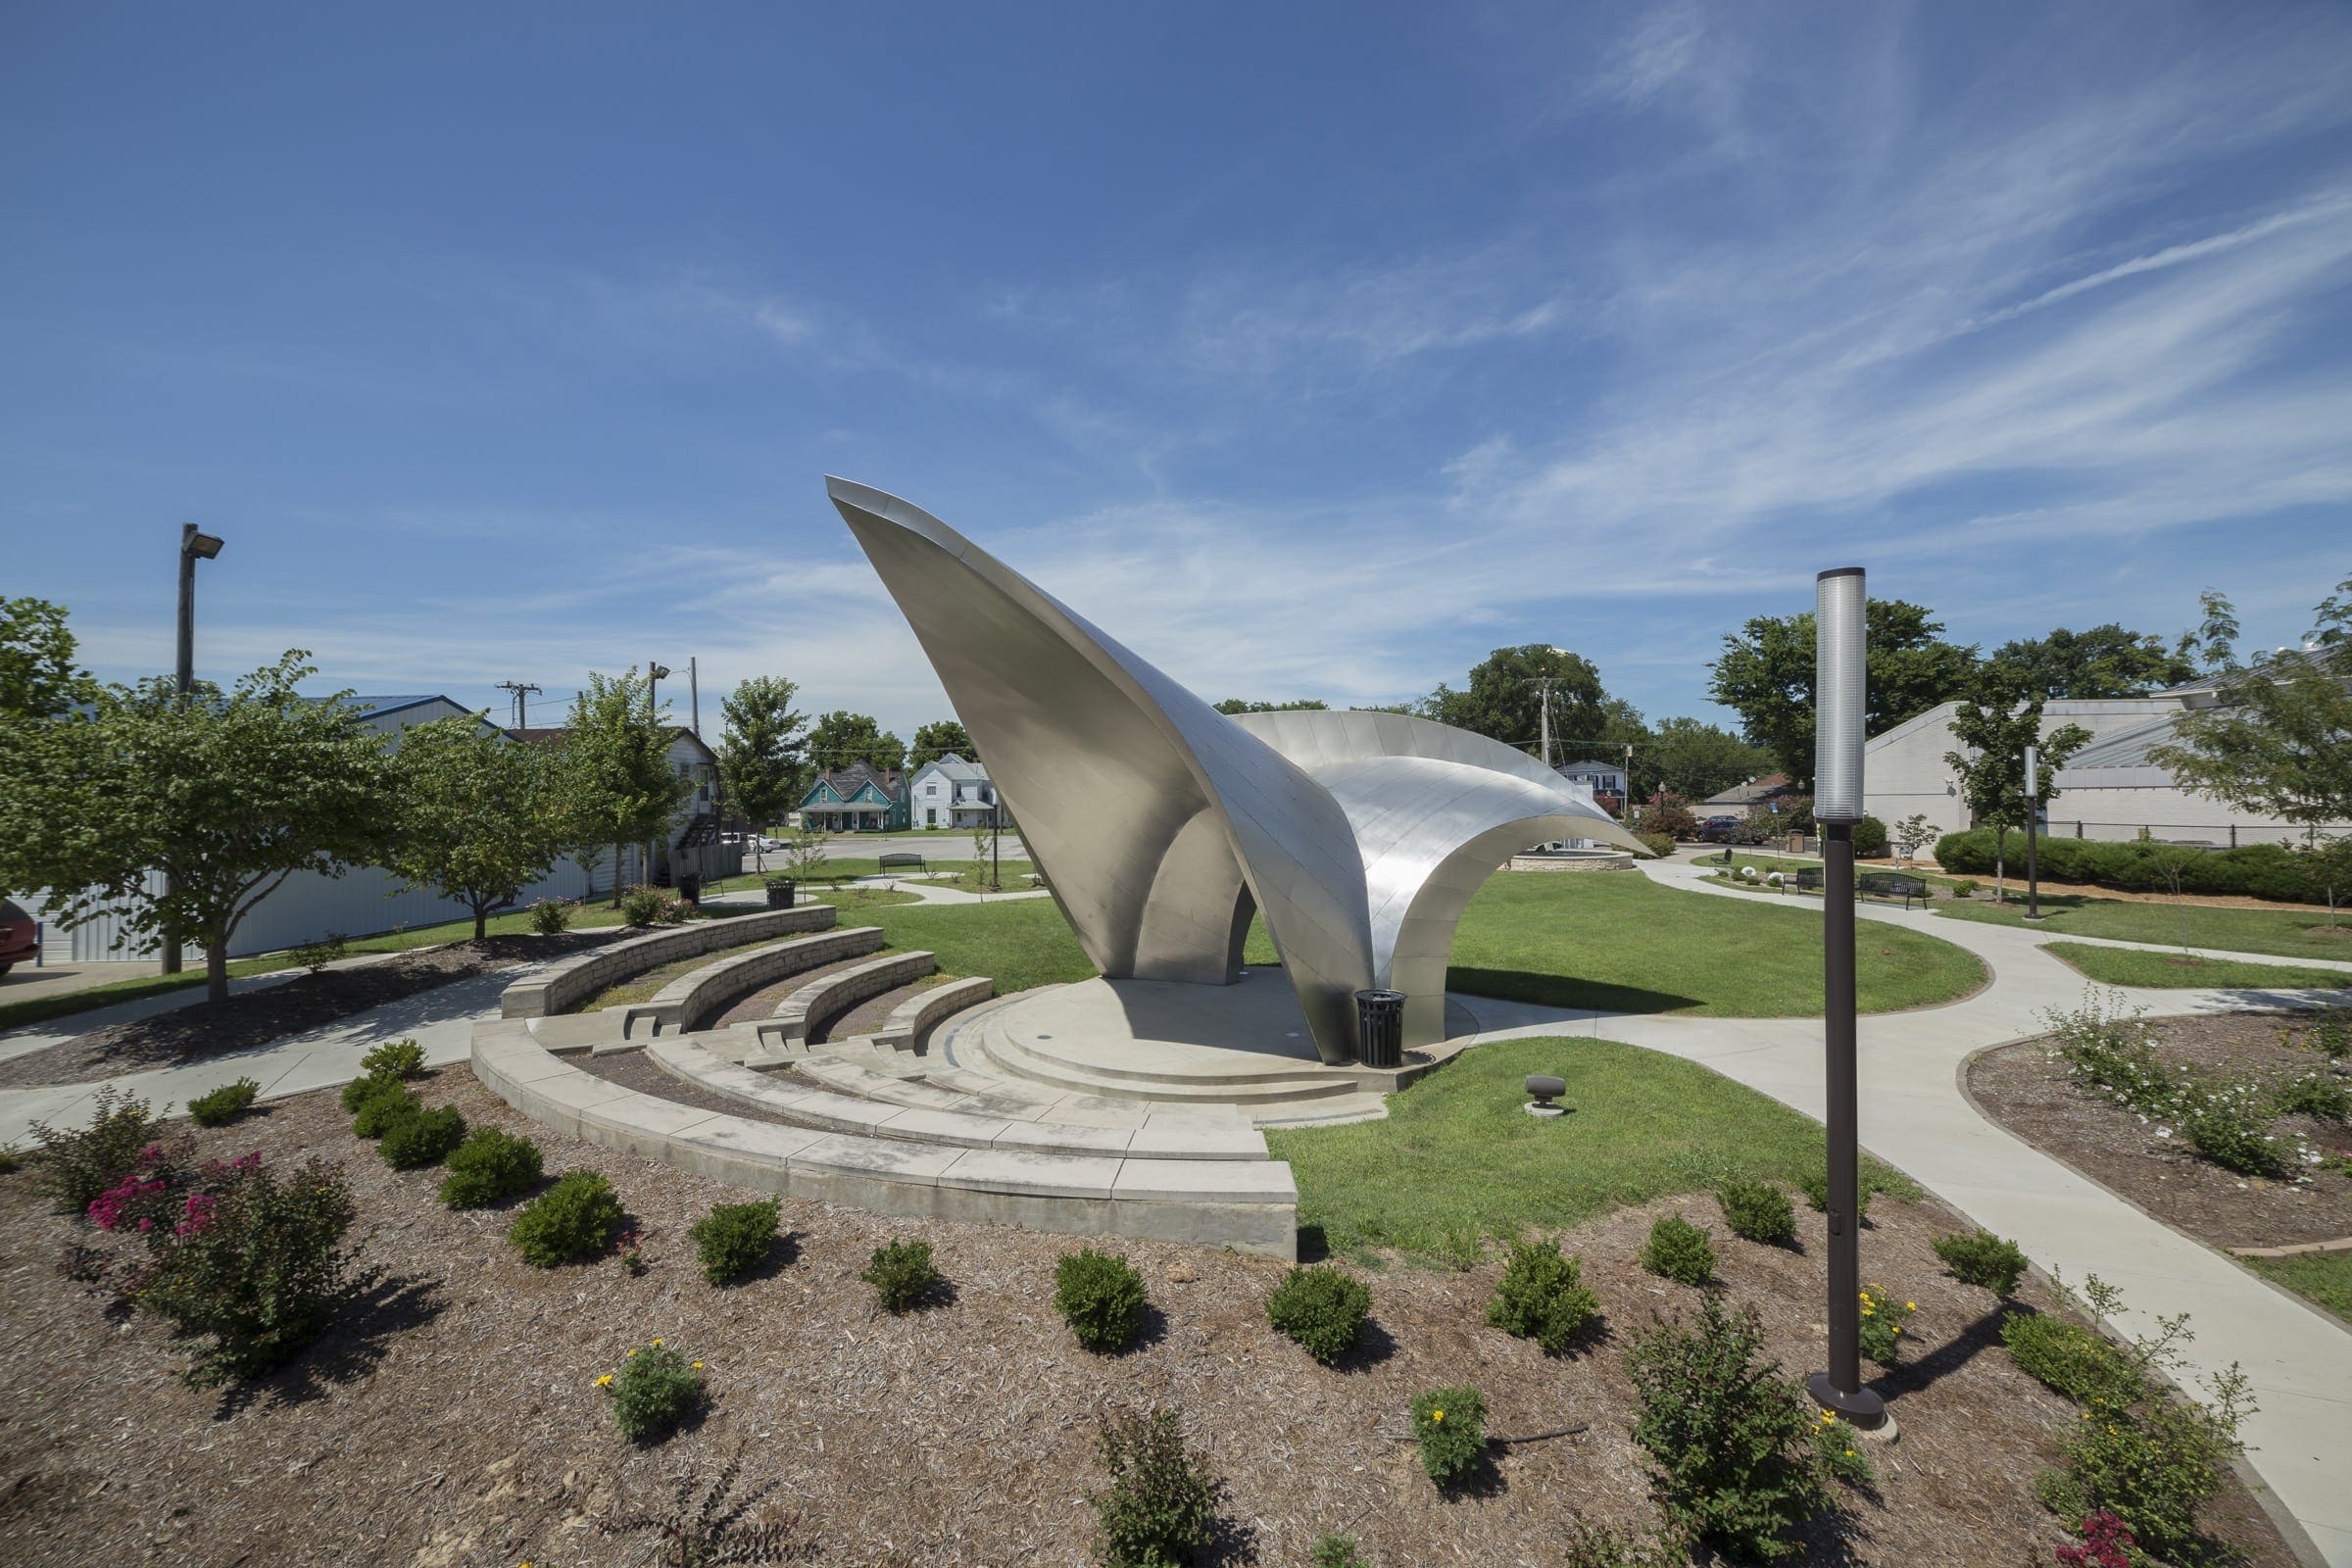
left=1460, top=858, right=2349, bottom=1563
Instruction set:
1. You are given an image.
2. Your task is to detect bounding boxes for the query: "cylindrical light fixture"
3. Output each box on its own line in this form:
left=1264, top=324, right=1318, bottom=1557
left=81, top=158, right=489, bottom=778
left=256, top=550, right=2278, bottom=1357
left=1814, top=568, right=1867, bottom=822
left=2024, top=743, right=2040, bottom=800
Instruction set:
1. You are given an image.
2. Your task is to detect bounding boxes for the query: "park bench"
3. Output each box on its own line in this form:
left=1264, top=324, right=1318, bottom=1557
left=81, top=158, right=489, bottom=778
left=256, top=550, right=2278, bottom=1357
left=877, top=852, right=927, bottom=876
left=1794, top=867, right=1823, bottom=894
left=1856, top=871, right=1930, bottom=909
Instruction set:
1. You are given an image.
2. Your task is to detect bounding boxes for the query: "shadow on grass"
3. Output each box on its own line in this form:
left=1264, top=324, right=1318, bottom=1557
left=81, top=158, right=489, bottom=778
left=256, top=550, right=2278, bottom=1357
left=1446, top=968, right=1702, bottom=1015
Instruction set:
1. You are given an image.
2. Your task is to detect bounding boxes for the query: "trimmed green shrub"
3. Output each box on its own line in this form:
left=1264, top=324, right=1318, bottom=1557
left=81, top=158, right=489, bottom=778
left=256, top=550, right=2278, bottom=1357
left=1717, top=1179, right=1796, bottom=1246
left=603, top=1341, right=706, bottom=1444
left=29, top=1086, right=161, bottom=1215
left=291, top=932, right=349, bottom=974
left=1851, top=815, right=1887, bottom=858
left=1626, top=1291, right=1835, bottom=1563
left=437, top=1127, right=543, bottom=1208
left=126, top=1155, right=364, bottom=1388
left=2040, top=1394, right=2244, bottom=1561
left=620, top=885, right=688, bottom=927
left=1636, top=831, right=1676, bottom=858
left=1933, top=827, right=2328, bottom=904
left=528, top=897, right=572, bottom=934
left=359, top=1037, right=426, bottom=1081
left=1310, top=1533, right=1371, bottom=1568
left=2001, top=1312, right=2143, bottom=1408
left=349, top=1082, right=420, bottom=1139
left=379, top=1104, right=466, bottom=1169
left=510, top=1170, right=624, bottom=1266
left=1264, top=1263, right=1371, bottom=1363
left=1933, top=1228, right=2028, bottom=1296
left=861, top=1237, right=941, bottom=1313
left=689, top=1199, right=779, bottom=1285
left=1640, top=1214, right=1715, bottom=1285
left=1090, top=1406, right=1224, bottom=1568
left=1054, top=1247, right=1149, bottom=1351
left=1951, top=878, right=1980, bottom=898
left=186, top=1077, right=260, bottom=1128
left=1487, top=1237, right=1601, bottom=1353
left=1795, top=1167, right=1882, bottom=1217
left=1409, top=1385, right=1487, bottom=1485
left=2275, top=1070, right=2351, bottom=1121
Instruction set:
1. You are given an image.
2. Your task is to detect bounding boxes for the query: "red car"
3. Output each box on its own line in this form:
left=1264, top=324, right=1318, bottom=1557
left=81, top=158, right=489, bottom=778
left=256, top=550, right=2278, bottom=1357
left=0, top=900, right=36, bottom=976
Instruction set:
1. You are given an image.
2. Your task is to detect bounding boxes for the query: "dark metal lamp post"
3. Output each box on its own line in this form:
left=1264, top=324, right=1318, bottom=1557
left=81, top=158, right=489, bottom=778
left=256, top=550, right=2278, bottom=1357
left=1807, top=565, right=1886, bottom=1429
left=163, top=524, right=225, bottom=975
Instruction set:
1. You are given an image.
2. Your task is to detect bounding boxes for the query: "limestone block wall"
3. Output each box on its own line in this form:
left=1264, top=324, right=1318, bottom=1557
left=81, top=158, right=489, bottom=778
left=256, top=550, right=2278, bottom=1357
left=500, top=904, right=839, bottom=1019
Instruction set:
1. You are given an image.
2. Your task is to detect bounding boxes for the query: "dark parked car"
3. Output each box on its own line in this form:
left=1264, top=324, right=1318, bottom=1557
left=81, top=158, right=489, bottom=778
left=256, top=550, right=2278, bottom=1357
left=1696, top=815, right=1748, bottom=844
left=0, top=900, right=37, bottom=976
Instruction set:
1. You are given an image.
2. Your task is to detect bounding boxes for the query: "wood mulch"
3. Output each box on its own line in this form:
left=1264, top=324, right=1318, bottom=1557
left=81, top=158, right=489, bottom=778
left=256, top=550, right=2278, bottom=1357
left=0, top=932, right=631, bottom=1091
left=1966, top=1010, right=2352, bottom=1251
left=0, top=1068, right=2300, bottom=1567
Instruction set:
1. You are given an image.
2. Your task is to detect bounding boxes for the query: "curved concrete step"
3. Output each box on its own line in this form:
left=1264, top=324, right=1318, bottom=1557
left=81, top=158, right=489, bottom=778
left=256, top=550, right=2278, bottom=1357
left=760, top=951, right=938, bottom=1052
left=615, top=926, right=888, bottom=1039
left=875, top=975, right=996, bottom=1053
left=471, top=1019, right=1295, bottom=1256
left=501, top=904, right=839, bottom=1019
left=968, top=1028, right=1360, bottom=1106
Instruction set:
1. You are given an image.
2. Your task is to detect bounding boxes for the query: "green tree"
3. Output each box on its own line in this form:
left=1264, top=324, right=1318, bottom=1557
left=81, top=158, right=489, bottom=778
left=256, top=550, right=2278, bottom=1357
left=908, top=717, right=976, bottom=767
left=562, top=668, right=693, bottom=906
left=2151, top=575, right=2352, bottom=920
left=1709, top=599, right=1979, bottom=786
left=716, top=675, right=808, bottom=831
left=1984, top=624, right=2195, bottom=700
left=1425, top=645, right=1605, bottom=756
left=1646, top=716, right=1772, bottom=803
left=1942, top=680, right=2091, bottom=903
left=383, top=714, right=573, bottom=941
left=0, top=597, right=91, bottom=720
left=4, top=653, right=392, bottom=1001
left=1212, top=698, right=1330, bottom=715
left=807, top=710, right=906, bottom=774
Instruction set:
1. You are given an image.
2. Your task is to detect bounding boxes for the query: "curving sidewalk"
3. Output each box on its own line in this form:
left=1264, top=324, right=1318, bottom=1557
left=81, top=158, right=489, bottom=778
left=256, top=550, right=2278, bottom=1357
left=1468, top=859, right=2348, bottom=1564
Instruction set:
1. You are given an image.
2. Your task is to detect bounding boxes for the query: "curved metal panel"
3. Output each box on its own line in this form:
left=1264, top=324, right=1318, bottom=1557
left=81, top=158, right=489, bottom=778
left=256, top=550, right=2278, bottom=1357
left=826, top=477, right=1652, bottom=1066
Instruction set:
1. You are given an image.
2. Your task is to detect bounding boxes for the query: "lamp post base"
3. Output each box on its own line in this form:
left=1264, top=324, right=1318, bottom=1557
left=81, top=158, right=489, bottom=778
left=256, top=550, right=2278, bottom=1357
left=1807, top=1372, right=1887, bottom=1427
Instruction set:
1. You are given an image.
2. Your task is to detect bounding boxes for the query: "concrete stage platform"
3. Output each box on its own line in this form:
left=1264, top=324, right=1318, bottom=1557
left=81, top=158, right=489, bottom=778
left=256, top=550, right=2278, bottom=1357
left=938, top=968, right=1478, bottom=1125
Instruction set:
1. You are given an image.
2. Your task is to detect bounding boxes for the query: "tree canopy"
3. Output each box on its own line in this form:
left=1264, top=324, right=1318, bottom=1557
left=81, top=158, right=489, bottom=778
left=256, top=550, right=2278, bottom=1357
left=1643, top=716, right=1773, bottom=803
left=1984, top=623, right=2194, bottom=700
left=908, top=717, right=976, bottom=768
left=1212, top=698, right=1330, bottom=715
left=1709, top=599, right=1980, bottom=786
left=0, top=597, right=90, bottom=721
left=384, top=713, right=575, bottom=940
left=717, top=674, right=808, bottom=830
left=1424, top=645, right=1605, bottom=754
left=561, top=667, right=693, bottom=903
left=808, top=710, right=906, bottom=775
left=1942, top=679, right=2091, bottom=896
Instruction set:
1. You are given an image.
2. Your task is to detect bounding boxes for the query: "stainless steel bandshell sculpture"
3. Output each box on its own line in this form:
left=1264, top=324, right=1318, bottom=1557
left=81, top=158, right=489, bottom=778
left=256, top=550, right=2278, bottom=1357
left=828, top=477, right=1649, bottom=1066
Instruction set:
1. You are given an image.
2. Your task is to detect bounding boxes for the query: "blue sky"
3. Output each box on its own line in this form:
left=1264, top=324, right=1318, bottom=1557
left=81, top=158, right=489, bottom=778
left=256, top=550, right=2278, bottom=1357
left=4, top=3, right=2348, bottom=746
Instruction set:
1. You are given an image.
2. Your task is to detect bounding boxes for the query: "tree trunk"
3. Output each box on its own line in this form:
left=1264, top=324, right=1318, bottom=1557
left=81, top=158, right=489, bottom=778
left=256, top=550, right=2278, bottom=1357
left=474, top=903, right=489, bottom=942
left=612, top=840, right=624, bottom=906
left=206, top=936, right=229, bottom=1004
left=1994, top=825, right=2007, bottom=905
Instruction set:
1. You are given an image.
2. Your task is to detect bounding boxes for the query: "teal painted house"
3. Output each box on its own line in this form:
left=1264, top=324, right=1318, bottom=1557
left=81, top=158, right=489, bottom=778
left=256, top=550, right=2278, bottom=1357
left=798, top=760, right=909, bottom=832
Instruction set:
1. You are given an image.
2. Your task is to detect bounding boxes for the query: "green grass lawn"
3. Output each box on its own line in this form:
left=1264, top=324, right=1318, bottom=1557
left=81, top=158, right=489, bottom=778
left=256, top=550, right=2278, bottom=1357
left=1936, top=892, right=2352, bottom=963
left=1394, top=869, right=1985, bottom=1015
left=2243, top=1250, right=2352, bottom=1324
left=1266, top=1035, right=1920, bottom=1261
left=808, top=897, right=1099, bottom=994
left=2043, top=942, right=2352, bottom=991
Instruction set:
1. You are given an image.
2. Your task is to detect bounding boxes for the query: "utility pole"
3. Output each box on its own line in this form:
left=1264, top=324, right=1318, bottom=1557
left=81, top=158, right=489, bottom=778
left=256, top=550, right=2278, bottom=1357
left=495, top=680, right=542, bottom=729
left=688, top=657, right=701, bottom=739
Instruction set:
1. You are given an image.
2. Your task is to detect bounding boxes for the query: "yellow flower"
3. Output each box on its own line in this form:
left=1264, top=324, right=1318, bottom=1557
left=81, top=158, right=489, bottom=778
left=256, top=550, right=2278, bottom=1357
left=652, top=1338, right=663, bottom=1347
left=1432, top=1410, right=1445, bottom=1423
left=1891, top=1325, right=1901, bottom=1335
left=626, top=1348, right=638, bottom=1357
left=595, top=1373, right=612, bottom=1387
left=2107, top=1425, right=2117, bottom=1435
left=692, top=1361, right=704, bottom=1370
left=1843, top=1448, right=1855, bottom=1458
left=1905, top=1301, right=1916, bottom=1311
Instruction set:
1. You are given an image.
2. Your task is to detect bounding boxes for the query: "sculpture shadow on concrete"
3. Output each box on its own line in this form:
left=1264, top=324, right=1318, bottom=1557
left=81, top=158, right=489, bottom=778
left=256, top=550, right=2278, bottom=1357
left=827, top=476, right=1649, bottom=1065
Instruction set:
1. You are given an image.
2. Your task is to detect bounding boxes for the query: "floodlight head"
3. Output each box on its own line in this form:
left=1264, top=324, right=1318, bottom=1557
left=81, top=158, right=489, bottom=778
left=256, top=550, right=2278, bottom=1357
left=1814, top=567, right=1866, bottom=823
left=184, top=528, right=223, bottom=561
left=649, top=662, right=672, bottom=681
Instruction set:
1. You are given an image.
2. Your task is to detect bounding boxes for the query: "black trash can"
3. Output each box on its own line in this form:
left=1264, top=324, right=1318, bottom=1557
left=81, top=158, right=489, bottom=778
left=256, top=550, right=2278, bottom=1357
left=676, top=873, right=702, bottom=906
left=764, top=877, right=796, bottom=909
left=1354, top=988, right=1407, bottom=1069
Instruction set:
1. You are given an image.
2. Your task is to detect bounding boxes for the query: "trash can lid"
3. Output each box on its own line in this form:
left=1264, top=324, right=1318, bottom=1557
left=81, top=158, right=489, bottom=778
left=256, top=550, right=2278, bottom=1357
left=1352, top=988, right=1407, bottom=1004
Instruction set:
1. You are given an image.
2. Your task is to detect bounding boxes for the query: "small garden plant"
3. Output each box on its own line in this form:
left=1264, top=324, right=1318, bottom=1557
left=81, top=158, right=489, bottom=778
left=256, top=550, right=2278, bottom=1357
left=1796, top=1166, right=1886, bottom=1217
left=378, top=1103, right=466, bottom=1169
left=1309, top=1533, right=1371, bottom=1567
left=1054, top=1247, right=1149, bottom=1351
left=861, top=1237, right=942, bottom=1313
left=528, top=896, right=572, bottom=934
left=1090, top=1406, right=1223, bottom=1568
left=186, top=1077, right=260, bottom=1128
left=359, top=1037, right=426, bottom=1081
left=1640, top=1214, right=1715, bottom=1286
left=1717, top=1178, right=1796, bottom=1246
left=29, top=1086, right=161, bottom=1214
left=1933, top=1228, right=2028, bottom=1296
left=349, top=1082, right=421, bottom=1139
left=2054, top=1509, right=2137, bottom=1568
left=2043, top=992, right=2316, bottom=1178
left=2001, top=1313, right=2143, bottom=1408
left=1855, top=1284, right=1916, bottom=1367
left=511, top=1169, right=625, bottom=1266
left=291, top=932, right=349, bottom=973
left=1409, top=1385, right=1487, bottom=1485
left=1810, top=1410, right=1877, bottom=1489
left=1264, top=1263, right=1371, bottom=1363
left=437, top=1126, right=543, bottom=1208
left=1625, top=1291, right=1836, bottom=1563
left=1486, top=1237, right=1601, bottom=1353
left=598, top=1339, right=706, bottom=1444
left=689, top=1199, right=779, bottom=1285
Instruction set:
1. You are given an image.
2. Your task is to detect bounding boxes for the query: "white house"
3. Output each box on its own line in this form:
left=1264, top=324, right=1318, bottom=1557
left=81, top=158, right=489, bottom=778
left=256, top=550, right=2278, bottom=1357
left=1552, top=758, right=1628, bottom=807
left=907, top=753, right=1004, bottom=830
left=1862, top=665, right=2348, bottom=849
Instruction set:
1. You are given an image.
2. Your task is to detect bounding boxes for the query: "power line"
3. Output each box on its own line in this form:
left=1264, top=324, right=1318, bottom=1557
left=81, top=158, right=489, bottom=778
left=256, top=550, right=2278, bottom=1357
left=494, top=680, right=542, bottom=728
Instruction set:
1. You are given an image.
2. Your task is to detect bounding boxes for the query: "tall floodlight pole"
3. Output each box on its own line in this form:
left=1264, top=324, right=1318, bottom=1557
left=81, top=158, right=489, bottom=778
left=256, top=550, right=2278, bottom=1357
left=164, top=524, right=225, bottom=975
left=1807, top=566, right=1886, bottom=1428
left=2024, top=743, right=2042, bottom=922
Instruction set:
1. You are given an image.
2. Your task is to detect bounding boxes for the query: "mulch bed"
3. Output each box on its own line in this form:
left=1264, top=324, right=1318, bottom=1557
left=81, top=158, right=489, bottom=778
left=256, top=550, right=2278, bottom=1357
left=0, top=1068, right=2299, bottom=1567
left=0, top=932, right=630, bottom=1091
left=1966, top=1010, right=2352, bottom=1251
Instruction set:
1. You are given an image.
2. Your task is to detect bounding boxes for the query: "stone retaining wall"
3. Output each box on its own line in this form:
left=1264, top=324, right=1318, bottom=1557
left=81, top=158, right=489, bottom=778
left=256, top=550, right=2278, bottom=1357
left=500, top=904, right=838, bottom=1019
left=762, top=950, right=937, bottom=1048
left=621, top=926, right=887, bottom=1038
left=872, top=976, right=996, bottom=1053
